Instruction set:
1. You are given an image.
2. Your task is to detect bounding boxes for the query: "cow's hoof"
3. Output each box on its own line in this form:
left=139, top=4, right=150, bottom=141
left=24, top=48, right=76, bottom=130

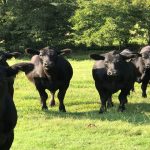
left=99, top=110, right=104, bottom=114
left=99, top=107, right=106, bottom=113
left=42, top=106, right=48, bottom=110
left=59, top=109, right=66, bottom=112
left=107, top=102, right=114, bottom=108
left=50, top=100, right=55, bottom=107
left=118, top=106, right=125, bottom=112
left=142, top=94, right=147, bottom=98
left=59, top=107, right=66, bottom=112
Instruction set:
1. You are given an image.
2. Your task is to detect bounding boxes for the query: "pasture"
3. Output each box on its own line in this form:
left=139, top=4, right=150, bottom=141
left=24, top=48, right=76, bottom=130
left=9, top=52, right=150, bottom=150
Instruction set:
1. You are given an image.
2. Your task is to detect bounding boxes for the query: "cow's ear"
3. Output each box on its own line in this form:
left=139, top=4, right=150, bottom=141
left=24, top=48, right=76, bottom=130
left=11, top=62, right=34, bottom=74
left=4, top=52, right=21, bottom=60
left=120, top=53, right=142, bottom=60
left=25, top=48, right=39, bottom=55
left=90, top=54, right=105, bottom=60
left=58, top=48, right=72, bottom=56
left=6, top=62, right=34, bottom=77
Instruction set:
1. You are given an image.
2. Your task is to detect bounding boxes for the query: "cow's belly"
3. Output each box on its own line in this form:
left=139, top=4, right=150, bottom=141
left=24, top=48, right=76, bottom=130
left=98, top=80, right=131, bottom=94
left=102, top=82, right=120, bottom=93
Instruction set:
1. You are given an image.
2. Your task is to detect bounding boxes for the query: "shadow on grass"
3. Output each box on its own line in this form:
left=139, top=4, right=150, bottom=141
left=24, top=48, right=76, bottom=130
left=42, top=102, right=150, bottom=125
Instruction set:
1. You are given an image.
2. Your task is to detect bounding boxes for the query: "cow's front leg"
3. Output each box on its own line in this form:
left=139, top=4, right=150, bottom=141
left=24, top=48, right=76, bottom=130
left=141, top=80, right=149, bottom=98
left=118, top=90, right=128, bottom=112
left=57, top=88, right=67, bottom=112
left=99, top=91, right=108, bottom=113
left=37, top=88, right=48, bottom=110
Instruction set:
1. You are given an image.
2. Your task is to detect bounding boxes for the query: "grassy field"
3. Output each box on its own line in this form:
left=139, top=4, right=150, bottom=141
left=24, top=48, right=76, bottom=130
left=8, top=52, right=150, bottom=150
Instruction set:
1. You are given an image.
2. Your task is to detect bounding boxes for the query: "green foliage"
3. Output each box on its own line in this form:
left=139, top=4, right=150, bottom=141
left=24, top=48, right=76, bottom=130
left=0, top=0, right=77, bottom=51
left=1, top=0, right=150, bottom=51
left=70, top=0, right=150, bottom=47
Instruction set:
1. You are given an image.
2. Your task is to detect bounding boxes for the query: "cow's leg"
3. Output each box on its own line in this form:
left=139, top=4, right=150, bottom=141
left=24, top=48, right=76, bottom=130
left=37, top=88, right=48, bottom=110
left=1, top=130, right=14, bottom=150
left=95, top=83, right=108, bottom=113
left=50, top=91, right=56, bottom=107
left=96, top=89, right=110, bottom=113
left=118, top=90, right=128, bottom=112
left=141, top=80, right=149, bottom=98
left=99, top=91, right=108, bottom=113
left=107, top=95, right=113, bottom=108
left=57, top=88, right=67, bottom=112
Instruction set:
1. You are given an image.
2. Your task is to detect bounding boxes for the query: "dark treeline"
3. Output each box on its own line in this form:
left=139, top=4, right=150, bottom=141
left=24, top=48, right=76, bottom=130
left=0, top=0, right=150, bottom=52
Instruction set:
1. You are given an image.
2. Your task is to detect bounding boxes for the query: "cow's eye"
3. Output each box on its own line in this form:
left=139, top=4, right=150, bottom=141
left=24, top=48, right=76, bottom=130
left=142, top=54, right=148, bottom=59
left=39, top=53, right=43, bottom=57
left=105, top=61, right=108, bottom=66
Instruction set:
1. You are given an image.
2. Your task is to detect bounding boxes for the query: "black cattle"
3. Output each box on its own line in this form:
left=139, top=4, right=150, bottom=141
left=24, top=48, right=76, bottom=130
left=121, top=46, right=150, bottom=98
left=0, top=62, right=34, bottom=150
left=139, top=46, right=150, bottom=97
left=0, top=51, right=21, bottom=97
left=90, top=51, right=140, bottom=113
left=25, top=47, right=73, bottom=112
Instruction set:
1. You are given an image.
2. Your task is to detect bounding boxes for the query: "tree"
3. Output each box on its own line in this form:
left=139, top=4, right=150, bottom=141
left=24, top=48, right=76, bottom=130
left=70, top=0, right=149, bottom=47
left=0, top=0, right=77, bottom=51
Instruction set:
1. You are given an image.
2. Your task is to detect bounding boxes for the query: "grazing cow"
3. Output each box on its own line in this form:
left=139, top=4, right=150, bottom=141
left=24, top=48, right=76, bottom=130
left=0, top=62, right=34, bottom=150
left=121, top=46, right=150, bottom=98
left=25, top=47, right=73, bottom=112
left=0, top=51, right=21, bottom=97
left=90, top=50, right=140, bottom=113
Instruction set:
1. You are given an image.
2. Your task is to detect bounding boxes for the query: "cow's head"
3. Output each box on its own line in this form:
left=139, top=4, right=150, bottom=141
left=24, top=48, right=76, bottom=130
left=25, top=47, right=71, bottom=71
left=90, top=50, right=139, bottom=76
left=0, top=51, right=21, bottom=66
left=140, top=51, right=150, bottom=69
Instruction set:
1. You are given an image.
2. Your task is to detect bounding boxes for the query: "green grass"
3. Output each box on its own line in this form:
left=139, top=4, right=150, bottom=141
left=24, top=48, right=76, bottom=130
left=7, top=53, right=150, bottom=150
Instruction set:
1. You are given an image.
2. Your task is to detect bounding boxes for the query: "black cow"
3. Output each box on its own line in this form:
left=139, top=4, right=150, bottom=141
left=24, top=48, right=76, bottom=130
left=121, top=46, right=150, bottom=98
left=0, top=51, right=21, bottom=97
left=25, top=47, right=73, bottom=112
left=0, top=62, right=34, bottom=150
left=139, top=46, right=150, bottom=97
left=90, top=50, right=140, bottom=113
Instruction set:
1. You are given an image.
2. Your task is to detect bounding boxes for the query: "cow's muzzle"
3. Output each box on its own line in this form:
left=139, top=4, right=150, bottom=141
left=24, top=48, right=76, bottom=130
left=43, top=62, right=55, bottom=70
left=107, top=70, right=118, bottom=76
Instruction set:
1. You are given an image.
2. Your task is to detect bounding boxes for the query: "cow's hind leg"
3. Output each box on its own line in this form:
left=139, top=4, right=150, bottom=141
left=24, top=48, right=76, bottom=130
left=49, top=91, right=56, bottom=107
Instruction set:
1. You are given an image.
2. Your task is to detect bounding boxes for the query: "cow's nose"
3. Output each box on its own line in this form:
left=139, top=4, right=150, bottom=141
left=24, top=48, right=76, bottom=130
left=107, top=70, right=118, bottom=76
left=107, top=71, right=112, bottom=76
